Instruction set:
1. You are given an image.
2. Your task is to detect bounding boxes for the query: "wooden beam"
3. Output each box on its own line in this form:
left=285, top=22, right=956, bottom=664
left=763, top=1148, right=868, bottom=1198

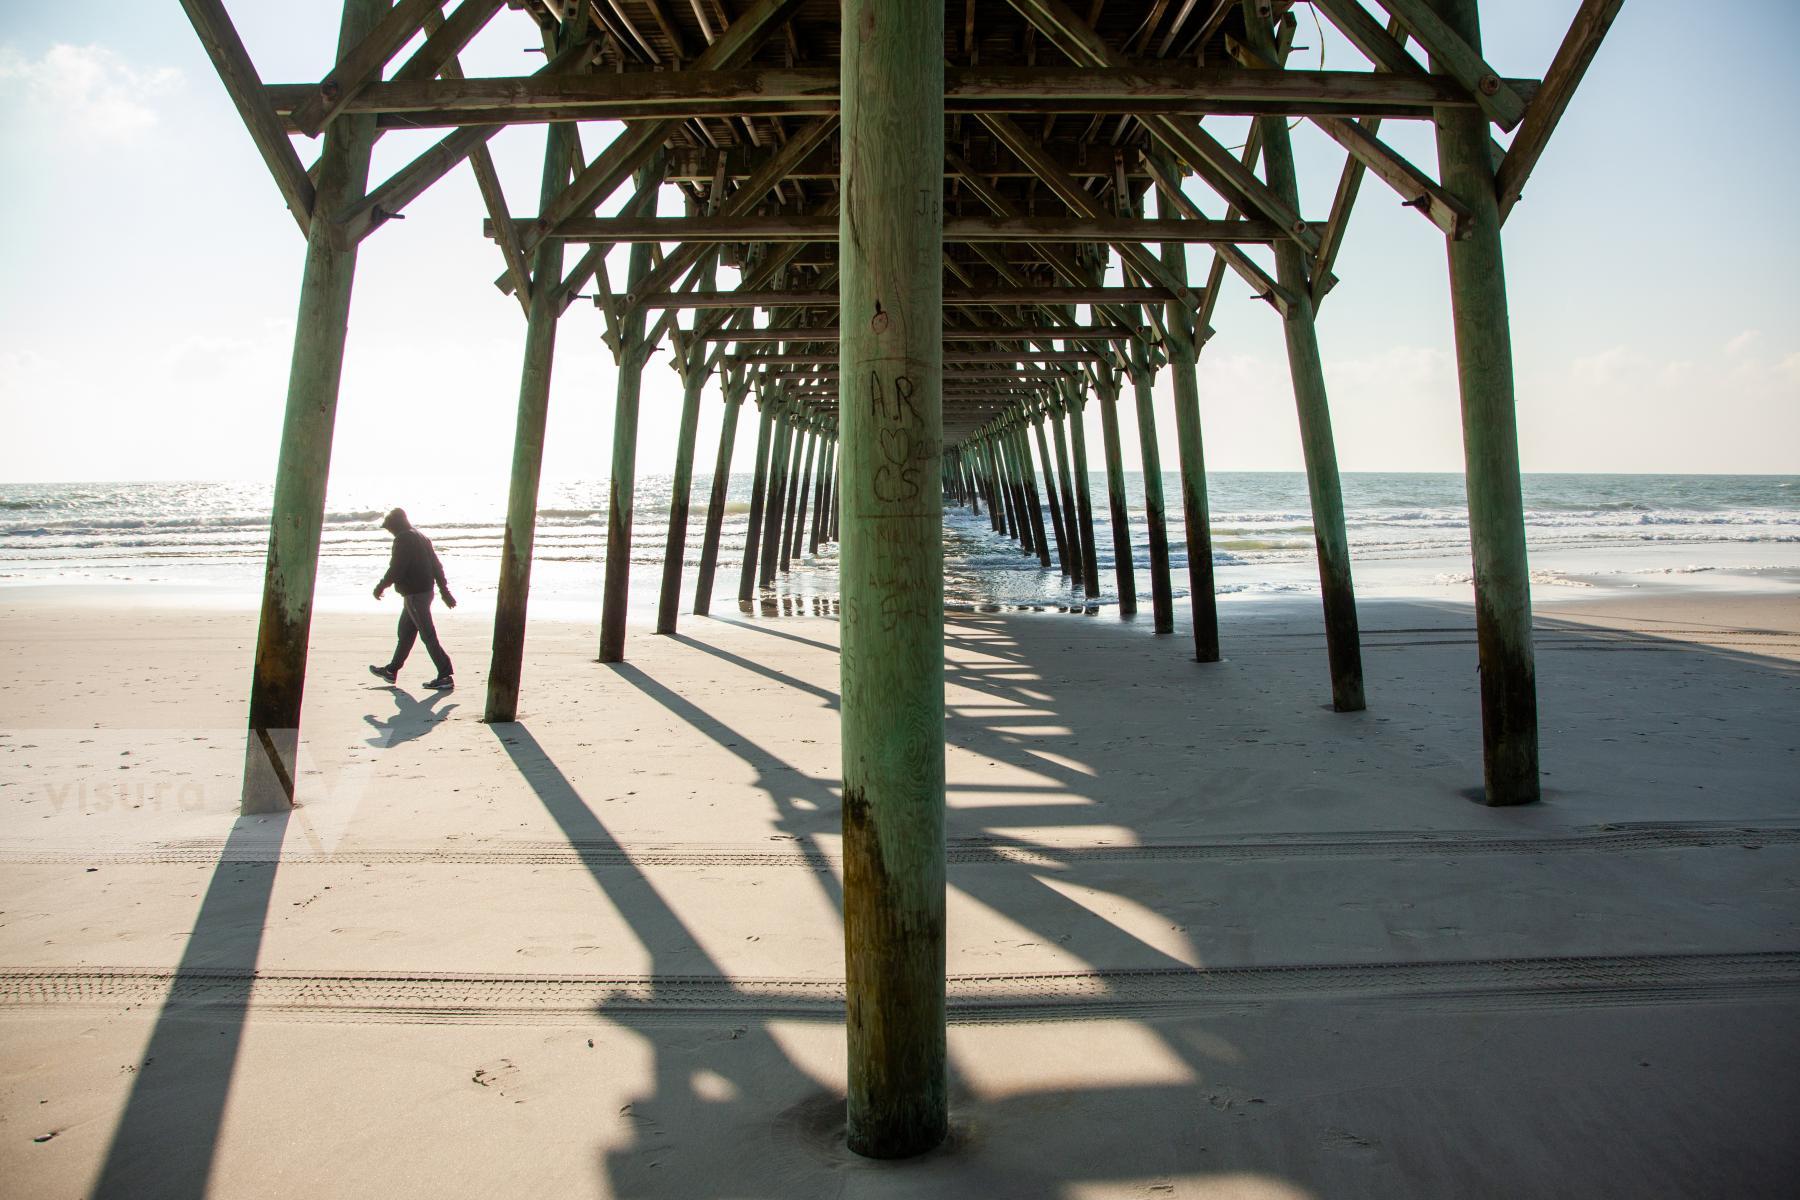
left=496, top=213, right=1295, bottom=245
left=392, top=0, right=504, bottom=83
left=1139, top=152, right=1292, bottom=316
left=1372, top=0, right=1529, bottom=131
left=622, top=116, right=838, bottom=306
left=265, top=64, right=1535, bottom=125
left=1226, top=34, right=1472, bottom=239
left=638, top=285, right=1179, bottom=309
left=520, top=0, right=804, bottom=256
left=701, top=324, right=1139, bottom=343
left=290, top=0, right=441, bottom=138
left=335, top=37, right=589, bottom=245
left=740, top=351, right=1102, bottom=366
left=999, top=0, right=1322, bottom=255
left=1312, top=0, right=1429, bottom=74
left=178, top=0, right=316, bottom=235
left=976, top=113, right=1215, bottom=305
left=1496, top=0, right=1624, bottom=224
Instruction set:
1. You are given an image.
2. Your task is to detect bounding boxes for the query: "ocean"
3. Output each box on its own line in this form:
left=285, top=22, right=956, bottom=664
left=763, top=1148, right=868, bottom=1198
left=1, top=473, right=1795, bottom=616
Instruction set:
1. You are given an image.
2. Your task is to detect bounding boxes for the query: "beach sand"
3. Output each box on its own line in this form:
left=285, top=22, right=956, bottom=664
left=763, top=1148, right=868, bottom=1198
left=1, top=588, right=1797, bottom=1198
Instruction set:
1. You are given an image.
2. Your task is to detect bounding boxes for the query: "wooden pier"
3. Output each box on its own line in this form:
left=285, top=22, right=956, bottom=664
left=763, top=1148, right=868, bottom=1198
left=189, top=0, right=1620, bottom=1157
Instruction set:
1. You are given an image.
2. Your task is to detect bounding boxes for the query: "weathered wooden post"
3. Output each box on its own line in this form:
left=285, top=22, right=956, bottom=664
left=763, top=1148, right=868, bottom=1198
left=736, top=395, right=775, bottom=604
left=598, top=156, right=665, bottom=664
left=1062, top=385, right=1102, bottom=598
left=693, top=373, right=747, bottom=616
left=1245, top=10, right=1364, bottom=711
left=1049, top=400, right=1083, bottom=590
left=656, top=258, right=718, bottom=636
left=839, top=0, right=946, bottom=1158
left=985, top=434, right=1014, bottom=540
left=758, top=402, right=793, bottom=587
left=242, top=0, right=385, bottom=810
left=810, top=432, right=833, bottom=552
left=1431, top=0, right=1539, bottom=804
left=978, top=439, right=1003, bottom=532
left=1032, top=411, right=1071, bottom=575
left=1157, top=227, right=1221, bottom=662
left=961, top=448, right=981, bottom=516
left=789, top=418, right=817, bottom=563
left=1014, top=420, right=1052, bottom=568
left=782, top=419, right=815, bottom=571
left=1094, top=371, right=1138, bottom=615
left=1128, top=354, right=1174, bottom=633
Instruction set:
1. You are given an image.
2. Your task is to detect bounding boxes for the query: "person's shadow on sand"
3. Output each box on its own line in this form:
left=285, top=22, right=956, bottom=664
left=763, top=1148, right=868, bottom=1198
left=364, top=685, right=457, bottom=748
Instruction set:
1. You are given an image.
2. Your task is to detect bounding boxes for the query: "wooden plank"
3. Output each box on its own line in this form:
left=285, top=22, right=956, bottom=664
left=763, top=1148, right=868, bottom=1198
left=1372, top=0, right=1529, bottom=131
left=177, top=0, right=316, bottom=235
left=1496, top=0, right=1624, bottom=224
left=290, top=0, right=441, bottom=138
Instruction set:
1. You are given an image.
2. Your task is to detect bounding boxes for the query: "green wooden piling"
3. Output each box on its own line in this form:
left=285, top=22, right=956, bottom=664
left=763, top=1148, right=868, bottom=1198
left=736, top=398, right=775, bottom=603
left=790, top=419, right=817, bottom=562
left=782, top=421, right=814, bottom=572
left=1049, top=403, right=1084, bottom=590
left=1247, top=8, right=1364, bottom=710
left=1064, top=389, right=1102, bottom=598
left=1129, top=359, right=1174, bottom=633
left=1431, top=0, right=1539, bottom=804
left=810, top=433, right=833, bottom=552
left=1094, top=376, right=1138, bottom=616
left=656, top=314, right=715, bottom=635
left=1156, top=211, right=1221, bottom=662
left=598, top=155, right=664, bottom=664
left=1015, top=421, right=1052, bottom=568
left=693, top=381, right=745, bottom=616
left=759, top=405, right=793, bottom=587
left=839, top=0, right=946, bottom=1158
left=1033, top=414, right=1072, bottom=575
left=242, top=0, right=385, bottom=810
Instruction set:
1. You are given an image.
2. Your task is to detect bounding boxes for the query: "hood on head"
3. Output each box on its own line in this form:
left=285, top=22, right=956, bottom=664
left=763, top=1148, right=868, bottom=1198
left=382, top=508, right=410, bottom=533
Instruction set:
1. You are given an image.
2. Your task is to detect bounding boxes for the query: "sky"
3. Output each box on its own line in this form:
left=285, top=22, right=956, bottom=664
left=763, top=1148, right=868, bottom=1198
left=0, top=0, right=1796, bottom=485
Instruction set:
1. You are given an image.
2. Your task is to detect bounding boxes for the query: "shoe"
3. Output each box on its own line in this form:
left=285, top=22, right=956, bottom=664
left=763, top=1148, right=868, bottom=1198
left=423, top=675, right=454, bottom=690
left=369, top=664, right=397, bottom=683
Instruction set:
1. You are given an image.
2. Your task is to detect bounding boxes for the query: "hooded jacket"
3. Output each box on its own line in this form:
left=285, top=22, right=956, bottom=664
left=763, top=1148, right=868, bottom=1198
left=378, top=511, right=448, bottom=597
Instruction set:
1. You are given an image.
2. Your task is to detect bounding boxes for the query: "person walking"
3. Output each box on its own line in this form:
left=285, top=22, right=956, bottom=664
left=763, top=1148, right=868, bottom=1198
left=369, top=508, right=456, bottom=689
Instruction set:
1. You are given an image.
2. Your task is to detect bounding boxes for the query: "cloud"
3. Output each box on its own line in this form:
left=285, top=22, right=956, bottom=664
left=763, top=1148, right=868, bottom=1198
left=0, top=43, right=183, bottom=140
left=1724, top=328, right=1761, bottom=357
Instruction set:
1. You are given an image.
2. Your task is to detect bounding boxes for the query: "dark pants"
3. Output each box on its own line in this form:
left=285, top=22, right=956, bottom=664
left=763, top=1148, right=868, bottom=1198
left=387, top=591, right=453, bottom=678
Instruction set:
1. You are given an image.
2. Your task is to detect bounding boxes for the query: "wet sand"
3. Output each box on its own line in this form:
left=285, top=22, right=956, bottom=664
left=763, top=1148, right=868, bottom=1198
left=1, top=589, right=1797, bottom=1198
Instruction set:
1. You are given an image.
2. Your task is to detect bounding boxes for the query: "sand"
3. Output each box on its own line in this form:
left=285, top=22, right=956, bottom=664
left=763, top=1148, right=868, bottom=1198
left=1, top=587, right=1797, bottom=1198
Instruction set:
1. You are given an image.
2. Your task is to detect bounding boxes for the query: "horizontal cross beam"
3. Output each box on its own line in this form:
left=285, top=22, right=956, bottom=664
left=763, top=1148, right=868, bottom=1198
left=265, top=65, right=1536, bottom=129
left=636, top=285, right=1179, bottom=309
left=699, top=325, right=1139, bottom=343
left=493, top=214, right=1297, bottom=245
